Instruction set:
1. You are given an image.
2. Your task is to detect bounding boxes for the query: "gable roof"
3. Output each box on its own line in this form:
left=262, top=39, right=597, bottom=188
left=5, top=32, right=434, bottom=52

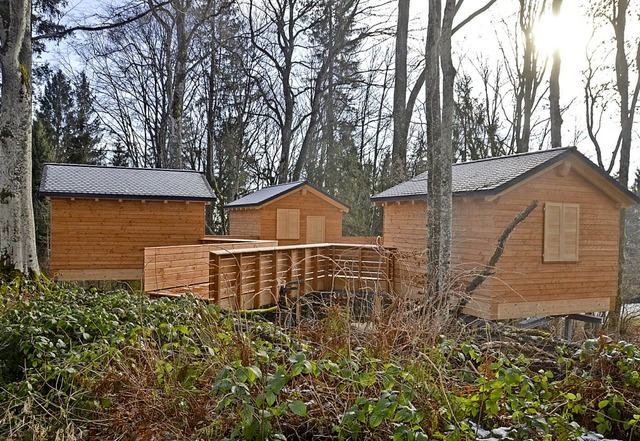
left=225, top=180, right=349, bottom=211
left=371, top=147, right=640, bottom=206
left=39, top=163, right=216, bottom=202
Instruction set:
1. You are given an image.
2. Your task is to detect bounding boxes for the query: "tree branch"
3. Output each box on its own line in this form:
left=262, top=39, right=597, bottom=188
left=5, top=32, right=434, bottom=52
left=452, top=0, right=498, bottom=35
left=33, top=1, right=171, bottom=41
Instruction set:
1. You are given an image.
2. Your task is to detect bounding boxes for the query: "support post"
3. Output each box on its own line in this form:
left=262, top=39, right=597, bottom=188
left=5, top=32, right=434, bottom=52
left=564, top=317, right=573, bottom=342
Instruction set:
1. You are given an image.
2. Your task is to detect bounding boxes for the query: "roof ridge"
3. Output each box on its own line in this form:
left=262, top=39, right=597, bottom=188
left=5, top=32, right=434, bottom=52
left=43, top=163, right=206, bottom=174
left=258, top=180, right=306, bottom=189
left=452, top=146, right=575, bottom=167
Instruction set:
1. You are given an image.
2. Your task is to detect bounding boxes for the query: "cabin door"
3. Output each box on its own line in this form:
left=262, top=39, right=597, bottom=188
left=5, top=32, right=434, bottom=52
left=306, top=216, right=326, bottom=243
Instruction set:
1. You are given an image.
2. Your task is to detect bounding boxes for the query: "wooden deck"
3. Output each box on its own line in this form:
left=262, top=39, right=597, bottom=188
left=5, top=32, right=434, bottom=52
left=145, top=242, right=396, bottom=309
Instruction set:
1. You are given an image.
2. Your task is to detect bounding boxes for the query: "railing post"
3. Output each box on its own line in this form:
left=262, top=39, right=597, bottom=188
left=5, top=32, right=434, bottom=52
left=235, top=254, right=243, bottom=310
left=358, top=246, right=363, bottom=292
left=313, top=247, right=319, bottom=291
left=301, top=248, right=308, bottom=294
left=211, top=252, right=221, bottom=303
left=254, top=252, right=262, bottom=309
left=271, top=250, right=278, bottom=303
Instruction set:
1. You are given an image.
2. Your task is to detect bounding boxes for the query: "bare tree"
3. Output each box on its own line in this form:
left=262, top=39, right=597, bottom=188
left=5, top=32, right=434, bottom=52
left=424, top=0, right=497, bottom=300
left=247, top=0, right=319, bottom=183
left=391, top=0, right=411, bottom=184
left=584, top=0, right=640, bottom=334
left=548, top=0, right=563, bottom=147
left=499, top=0, right=548, bottom=153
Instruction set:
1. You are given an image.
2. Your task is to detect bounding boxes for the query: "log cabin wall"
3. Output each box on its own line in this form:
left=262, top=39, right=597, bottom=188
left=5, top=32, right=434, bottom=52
left=451, top=197, right=496, bottom=318
left=229, top=188, right=345, bottom=246
left=49, top=197, right=206, bottom=280
left=260, top=189, right=344, bottom=245
left=228, top=209, right=261, bottom=237
left=380, top=201, right=427, bottom=295
left=484, top=165, right=620, bottom=319
left=379, top=167, right=622, bottom=320
left=380, top=199, right=495, bottom=307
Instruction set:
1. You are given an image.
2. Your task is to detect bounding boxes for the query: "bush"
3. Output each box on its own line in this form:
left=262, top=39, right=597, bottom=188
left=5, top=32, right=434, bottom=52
left=1, top=273, right=640, bottom=440
left=0, top=275, right=207, bottom=438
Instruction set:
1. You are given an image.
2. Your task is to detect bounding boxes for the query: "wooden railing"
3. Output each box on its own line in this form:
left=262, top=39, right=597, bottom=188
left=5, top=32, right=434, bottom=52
left=209, top=243, right=395, bottom=310
left=143, top=240, right=278, bottom=292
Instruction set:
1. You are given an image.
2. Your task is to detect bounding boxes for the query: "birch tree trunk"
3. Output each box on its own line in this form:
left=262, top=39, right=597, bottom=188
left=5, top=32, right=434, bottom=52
left=0, top=0, right=40, bottom=273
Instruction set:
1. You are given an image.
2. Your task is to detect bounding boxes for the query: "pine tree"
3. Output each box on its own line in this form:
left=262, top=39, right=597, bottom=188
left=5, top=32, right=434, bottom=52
left=111, top=142, right=130, bottom=167
left=64, top=72, right=103, bottom=164
left=31, top=70, right=103, bottom=268
left=34, top=70, right=103, bottom=165
left=36, top=70, right=74, bottom=162
left=32, top=119, right=54, bottom=264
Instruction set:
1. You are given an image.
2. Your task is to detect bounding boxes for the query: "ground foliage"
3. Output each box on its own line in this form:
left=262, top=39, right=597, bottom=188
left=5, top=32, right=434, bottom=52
left=1, top=274, right=640, bottom=440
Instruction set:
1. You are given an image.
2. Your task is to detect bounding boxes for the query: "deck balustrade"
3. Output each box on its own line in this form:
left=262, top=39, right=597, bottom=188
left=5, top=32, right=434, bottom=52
left=143, top=242, right=395, bottom=309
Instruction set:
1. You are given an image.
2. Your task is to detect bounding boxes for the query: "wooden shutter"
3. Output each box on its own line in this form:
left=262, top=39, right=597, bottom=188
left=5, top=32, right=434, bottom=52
left=306, top=216, right=325, bottom=243
left=561, top=204, right=579, bottom=261
left=544, top=203, right=562, bottom=262
left=544, top=202, right=579, bottom=262
left=277, top=209, right=300, bottom=240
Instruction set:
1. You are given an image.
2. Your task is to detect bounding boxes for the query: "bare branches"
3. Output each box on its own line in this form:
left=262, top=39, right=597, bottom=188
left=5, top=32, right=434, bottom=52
left=452, top=0, right=499, bottom=35
left=33, top=1, right=171, bottom=42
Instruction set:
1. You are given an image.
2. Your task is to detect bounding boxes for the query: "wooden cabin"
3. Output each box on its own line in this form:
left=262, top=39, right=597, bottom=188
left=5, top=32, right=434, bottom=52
left=225, top=181, right=349, bottom=246
left=371, top=147, right=640, bottom=320
left=40, top=163, right=216, bottom=281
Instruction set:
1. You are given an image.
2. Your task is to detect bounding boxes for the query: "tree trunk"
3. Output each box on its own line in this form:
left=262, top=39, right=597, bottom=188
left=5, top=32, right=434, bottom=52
left=607, top=0, right=638, bottom=336
left=0, top=0, right=40, bottom=273
left=166, top=0, right=189, bottom=169
left=425, top=0, right=442, bottom=299
left=436, top=0, right=455, bottom=295
left=391, top=0, right=410, bottom=185
left=549, top=0, right=563, bottom=147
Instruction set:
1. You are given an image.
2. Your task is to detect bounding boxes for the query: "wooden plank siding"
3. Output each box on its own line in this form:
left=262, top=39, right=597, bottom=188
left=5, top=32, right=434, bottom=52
left=381, top=198, right=495, bottom=304
left=485, top=166, right=620, bottom=319
left=49, top=198, right=207, bottom=280
left=228, top=188, right=345, bottom=246
left=380, top=165, right=622, bottom=320
left=143, top=240, right=279, bottom=292
left=228, top=209, right=261, bottom=237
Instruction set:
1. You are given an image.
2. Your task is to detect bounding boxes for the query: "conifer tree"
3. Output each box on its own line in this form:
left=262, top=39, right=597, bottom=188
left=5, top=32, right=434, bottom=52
left=34, top=70, right=103, bottom=165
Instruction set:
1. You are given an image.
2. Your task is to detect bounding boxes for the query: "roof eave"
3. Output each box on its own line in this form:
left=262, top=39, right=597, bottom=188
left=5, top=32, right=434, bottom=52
left=40, top=192, right=215, bottom=202
left=370, top=194, right=428, bottom=204
left=567, top=154, right=640, bottom=206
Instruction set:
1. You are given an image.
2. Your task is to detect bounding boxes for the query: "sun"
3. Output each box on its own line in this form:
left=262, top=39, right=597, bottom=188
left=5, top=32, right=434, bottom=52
left=533, top=3, right=591, bottom=70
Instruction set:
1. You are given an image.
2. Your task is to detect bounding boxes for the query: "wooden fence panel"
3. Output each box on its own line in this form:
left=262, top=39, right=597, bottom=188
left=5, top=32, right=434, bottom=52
left=209, top=244, right=396, bottom=310
left=144, top=240, right=278, bottom=292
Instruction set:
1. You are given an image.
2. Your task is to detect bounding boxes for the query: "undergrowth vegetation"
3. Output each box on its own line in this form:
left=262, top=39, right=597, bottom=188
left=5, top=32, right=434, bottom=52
left=1, top=272, right=640, bottom=440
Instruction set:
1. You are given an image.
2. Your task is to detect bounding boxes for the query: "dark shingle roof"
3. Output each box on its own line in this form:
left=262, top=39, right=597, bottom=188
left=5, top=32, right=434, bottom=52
left=371, top=147, right=639, bottom=203
left=225, top=180, right=349, bottom=209
left=39, top=163, right=216, bottom=201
